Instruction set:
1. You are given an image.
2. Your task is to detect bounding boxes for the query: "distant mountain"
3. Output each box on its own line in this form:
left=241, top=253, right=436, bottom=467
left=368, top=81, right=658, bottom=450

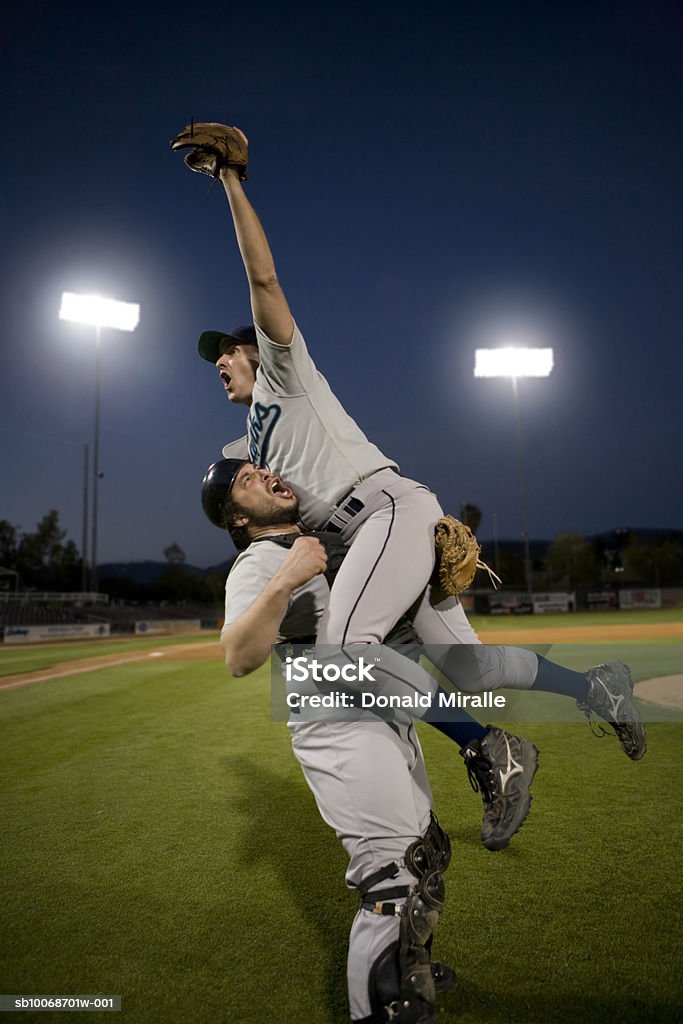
left=204, top=558, right=237, bottom=578
left=99, top=558, right=236, bottom=585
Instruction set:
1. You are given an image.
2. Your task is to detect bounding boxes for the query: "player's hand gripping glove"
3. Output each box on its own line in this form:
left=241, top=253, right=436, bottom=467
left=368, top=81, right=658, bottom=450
left=170, top=122, right=248, bottom=179
left=434, top=516, right=501, bottom=596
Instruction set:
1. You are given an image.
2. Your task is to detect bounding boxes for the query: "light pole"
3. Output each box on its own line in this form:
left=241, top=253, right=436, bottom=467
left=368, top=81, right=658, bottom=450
left=81, top=442, right=89, bottom=593
left=59, top=292, right=140, bottom=592
left=474, top=346, right=554, bottom=603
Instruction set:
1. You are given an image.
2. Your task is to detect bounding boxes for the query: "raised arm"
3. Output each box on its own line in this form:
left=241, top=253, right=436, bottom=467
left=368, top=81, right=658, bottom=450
left=220, top=165, right=295, bottom=347
left=171, top=122, right=294, bottom=346
left=221, top=536, right=327, bottom=677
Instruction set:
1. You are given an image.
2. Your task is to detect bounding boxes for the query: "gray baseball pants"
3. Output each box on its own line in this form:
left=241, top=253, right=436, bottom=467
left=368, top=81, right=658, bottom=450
left=289, top=718, right=433, bottom=1021
left=316, top=469, right=538, bottom=696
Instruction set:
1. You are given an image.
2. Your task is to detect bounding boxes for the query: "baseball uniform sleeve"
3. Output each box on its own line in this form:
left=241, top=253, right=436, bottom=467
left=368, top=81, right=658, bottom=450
left=221, top=435, right=249, bottom=460
left=222, top=540, right=330, bottom=640
left=223, top=545, right=283, bottom=626
left=253, top=321, right=320, bottom=396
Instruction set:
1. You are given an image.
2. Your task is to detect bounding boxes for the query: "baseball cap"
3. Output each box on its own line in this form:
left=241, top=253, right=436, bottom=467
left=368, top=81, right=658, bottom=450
left=201, top=458, right=250, bottom=530
left=197, top=324, right=258, bottom=363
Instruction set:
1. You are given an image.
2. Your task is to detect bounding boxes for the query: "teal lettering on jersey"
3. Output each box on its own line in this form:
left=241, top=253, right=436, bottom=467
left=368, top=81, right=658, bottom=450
left=247, top=401, right=281, bottom=468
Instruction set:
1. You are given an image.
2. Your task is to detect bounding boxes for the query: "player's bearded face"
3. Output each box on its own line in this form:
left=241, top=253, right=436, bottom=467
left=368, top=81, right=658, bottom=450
left=230, top=466, right=299, bottom=531
left=240, top=496, right=300, bottom=531
left=215, top=343, right=259, bottom=405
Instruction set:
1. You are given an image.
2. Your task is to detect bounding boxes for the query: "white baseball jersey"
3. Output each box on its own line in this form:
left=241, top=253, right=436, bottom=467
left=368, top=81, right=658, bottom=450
left=221, top=319, right=538, bottom=724
left=221, top=322, right=397, bottom=528
left=223, top=537, right=328, bottom=640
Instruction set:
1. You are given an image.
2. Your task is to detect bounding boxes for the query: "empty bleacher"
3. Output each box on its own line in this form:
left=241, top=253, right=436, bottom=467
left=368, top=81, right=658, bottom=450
left=0, top=599, right=223, bottom=636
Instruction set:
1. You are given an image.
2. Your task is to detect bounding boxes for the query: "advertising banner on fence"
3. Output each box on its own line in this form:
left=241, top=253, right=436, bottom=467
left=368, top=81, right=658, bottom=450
left=4, top=623, right=111, bottom=644
left=134, top=619, right=201, bottom=635
left=532, top=593, right=575, bottom=614
left=618, top=589, right=662, bottom=609
left=488, top=593, right=533, bottom=615
left=586, top=591, right=618, bottom=610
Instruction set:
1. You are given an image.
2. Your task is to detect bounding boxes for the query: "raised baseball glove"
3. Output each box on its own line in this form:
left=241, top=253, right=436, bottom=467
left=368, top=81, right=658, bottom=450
left=434, top=516, right=501, bottom=596
left=170, top=122, right=248, bottom=180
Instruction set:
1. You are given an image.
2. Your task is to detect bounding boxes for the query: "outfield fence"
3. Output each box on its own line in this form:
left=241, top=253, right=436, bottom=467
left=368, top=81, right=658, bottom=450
left=4, top=623, right=112, bottom=644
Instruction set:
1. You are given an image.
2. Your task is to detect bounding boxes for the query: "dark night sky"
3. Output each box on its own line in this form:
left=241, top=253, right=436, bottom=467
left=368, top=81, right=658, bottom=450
left=2, top=1, right=681, bottom=568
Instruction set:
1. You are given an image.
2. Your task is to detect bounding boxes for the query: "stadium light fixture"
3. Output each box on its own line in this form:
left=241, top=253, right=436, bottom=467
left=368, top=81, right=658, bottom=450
left=60, top=291, right=141, bottom=592
left=474, top=346, right=554, bottom=379
left=59, top=292, right=140, bottom=332
left=474, top=346, right=554, bottom=604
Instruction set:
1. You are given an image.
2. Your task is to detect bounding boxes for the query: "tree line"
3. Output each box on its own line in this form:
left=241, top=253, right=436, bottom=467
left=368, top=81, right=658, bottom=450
left=2, top=507, right=681, bottom=601
left=0, top=511, right=227, bottom=602
left=461, top=504, right=683, bottom=589
left=0, top=511, right=81, bottom=590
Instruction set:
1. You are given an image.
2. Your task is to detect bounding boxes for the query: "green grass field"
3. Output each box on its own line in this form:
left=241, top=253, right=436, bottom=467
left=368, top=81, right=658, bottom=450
left=1, top=617, right=682, bottom=1023
left=469, top=607, right=683, bottom=632
left=0, top=633, right=218, bottom=679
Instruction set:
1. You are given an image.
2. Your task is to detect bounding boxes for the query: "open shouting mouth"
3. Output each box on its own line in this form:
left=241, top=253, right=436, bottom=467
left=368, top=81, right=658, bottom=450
left=269, top=478, right=293, bottom=499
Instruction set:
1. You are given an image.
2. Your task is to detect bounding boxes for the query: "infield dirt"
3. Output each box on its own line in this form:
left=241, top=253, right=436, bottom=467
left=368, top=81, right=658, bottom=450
left=2, top=620, right=681, bottom=699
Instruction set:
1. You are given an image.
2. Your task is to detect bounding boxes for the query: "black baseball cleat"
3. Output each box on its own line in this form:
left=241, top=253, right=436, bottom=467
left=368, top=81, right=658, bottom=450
left=578, top=660, right=647, bottom=760
left=460, top=727, right=539, bottom=852
left=431, top=960, right=458, bottom=996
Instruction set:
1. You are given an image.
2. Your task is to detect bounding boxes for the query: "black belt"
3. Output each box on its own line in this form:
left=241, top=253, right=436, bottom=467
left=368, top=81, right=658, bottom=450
left=326, top=495, right=365, bottom=534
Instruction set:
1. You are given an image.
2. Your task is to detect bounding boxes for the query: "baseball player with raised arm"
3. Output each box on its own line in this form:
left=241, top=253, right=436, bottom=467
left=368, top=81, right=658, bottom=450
left=171, top=124, right=647, bottom=1024
left=169, top=122, right=646, bottom=757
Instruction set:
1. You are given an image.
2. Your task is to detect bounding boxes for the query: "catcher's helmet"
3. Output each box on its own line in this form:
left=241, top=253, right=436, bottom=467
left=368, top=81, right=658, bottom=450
left=198, top=324, right=258, bottom=363
left=201, top=458, right=250, bottom=530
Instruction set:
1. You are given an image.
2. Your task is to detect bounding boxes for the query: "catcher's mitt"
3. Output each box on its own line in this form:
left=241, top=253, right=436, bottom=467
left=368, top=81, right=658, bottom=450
left=434, top=516, right=501, bottom=596
left=170, top=122, right=248, bottom=180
